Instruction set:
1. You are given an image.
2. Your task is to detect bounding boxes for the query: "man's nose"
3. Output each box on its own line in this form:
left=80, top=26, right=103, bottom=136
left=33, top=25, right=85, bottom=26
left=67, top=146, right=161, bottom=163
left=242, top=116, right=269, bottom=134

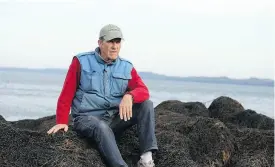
left=111, top=42, right=118, bottom=48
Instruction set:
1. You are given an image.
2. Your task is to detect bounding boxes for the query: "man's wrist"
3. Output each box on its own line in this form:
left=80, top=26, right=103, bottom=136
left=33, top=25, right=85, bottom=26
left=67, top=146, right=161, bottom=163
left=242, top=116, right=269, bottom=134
left=125, top=92, right=134, bottom=102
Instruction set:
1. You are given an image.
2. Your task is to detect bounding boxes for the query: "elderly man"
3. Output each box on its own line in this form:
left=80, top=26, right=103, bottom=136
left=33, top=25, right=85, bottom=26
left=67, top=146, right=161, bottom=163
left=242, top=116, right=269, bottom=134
left=47, top=24, right=158, bottom=167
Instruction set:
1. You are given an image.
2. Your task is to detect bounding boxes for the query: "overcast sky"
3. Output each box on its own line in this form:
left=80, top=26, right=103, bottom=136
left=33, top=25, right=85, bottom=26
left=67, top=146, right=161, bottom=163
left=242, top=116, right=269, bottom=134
left=0, top=0, right=274, bottom=79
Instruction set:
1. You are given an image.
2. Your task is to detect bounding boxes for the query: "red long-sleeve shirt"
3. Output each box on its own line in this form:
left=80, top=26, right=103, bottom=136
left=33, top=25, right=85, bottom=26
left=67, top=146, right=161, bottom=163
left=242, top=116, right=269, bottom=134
left=56, top=57, right=149, bottom=124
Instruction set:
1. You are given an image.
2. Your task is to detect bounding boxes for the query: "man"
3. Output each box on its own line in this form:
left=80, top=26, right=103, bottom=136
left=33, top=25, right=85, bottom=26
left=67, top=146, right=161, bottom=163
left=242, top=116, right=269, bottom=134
left=47, top=24, right=158, bottom=167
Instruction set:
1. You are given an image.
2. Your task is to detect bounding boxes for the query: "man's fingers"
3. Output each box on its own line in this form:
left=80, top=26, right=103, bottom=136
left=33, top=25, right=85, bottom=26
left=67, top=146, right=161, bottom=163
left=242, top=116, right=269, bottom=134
left=123, top=106, right=127, bottom=121
left=120, top=105, right=128, bottom=121
left=127, top=106, right=132, bottom=120
left=47, top=125, right=68, bottom=135
left=64, top=125, right=68, bottom=132
left=129, top=106, right=133, bottom=118
left=53, top=126, right=61, bottom=134
left=119, top=107, right=123, bottom=120
left=47, top=127, right=54, bottom=134
left=119, top=105, right=125, bottom=120
left=126, top=107, right=130, bottom=121
left=47, top=126, right=58, bottom=135
left=119, top=105, right=123, bottom=119
left=121, top=104, right=133, bottom=121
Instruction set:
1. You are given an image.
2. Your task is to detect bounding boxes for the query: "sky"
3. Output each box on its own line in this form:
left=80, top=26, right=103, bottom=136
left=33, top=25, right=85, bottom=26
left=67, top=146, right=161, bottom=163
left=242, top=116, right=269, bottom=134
left=0, top=0, right=274, bottom=79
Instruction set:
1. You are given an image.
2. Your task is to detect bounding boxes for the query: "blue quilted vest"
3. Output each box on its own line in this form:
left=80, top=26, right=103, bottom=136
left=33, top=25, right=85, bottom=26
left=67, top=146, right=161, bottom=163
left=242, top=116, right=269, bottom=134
left=71, top=47, right=133, bottom=118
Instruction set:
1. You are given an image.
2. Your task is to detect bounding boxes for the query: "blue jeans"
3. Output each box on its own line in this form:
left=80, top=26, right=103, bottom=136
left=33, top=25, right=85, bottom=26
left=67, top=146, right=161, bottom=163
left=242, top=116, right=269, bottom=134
left=72, top=100, right=158, bottom=167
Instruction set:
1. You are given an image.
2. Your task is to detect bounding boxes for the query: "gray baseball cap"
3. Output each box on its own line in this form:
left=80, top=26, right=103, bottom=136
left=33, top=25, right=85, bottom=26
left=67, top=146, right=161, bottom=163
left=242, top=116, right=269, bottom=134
left=99, top=24, right=124, bottom=41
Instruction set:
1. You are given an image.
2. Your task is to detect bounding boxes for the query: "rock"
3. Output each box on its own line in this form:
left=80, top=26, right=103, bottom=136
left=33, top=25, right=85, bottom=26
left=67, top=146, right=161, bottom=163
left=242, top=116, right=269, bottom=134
left=187, top=118, right=234, bottom=166
left=0, top=96, right=273, bottom=167
left=10, top=115, right=73, bottom=132
left=0, top=115, right=6, bottom=122
left=225, top=109, right=274, bottom=130
left=155, top=100, right=209, bottom=117
left=208, top=96, right=274, bottom=130
left=208, top=96, right=244, bottom=120
left=0, top=120, right=105, bottom=167
left=154, top=109, right=234, bottom=167
left=229, top=128, right=274, bottom=167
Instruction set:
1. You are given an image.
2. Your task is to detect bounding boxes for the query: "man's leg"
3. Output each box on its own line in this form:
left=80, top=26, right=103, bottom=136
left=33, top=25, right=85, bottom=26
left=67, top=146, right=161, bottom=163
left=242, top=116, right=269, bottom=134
left=73, top=115, right=128, bottom=167
left=110, top=100, right=158, bottom=163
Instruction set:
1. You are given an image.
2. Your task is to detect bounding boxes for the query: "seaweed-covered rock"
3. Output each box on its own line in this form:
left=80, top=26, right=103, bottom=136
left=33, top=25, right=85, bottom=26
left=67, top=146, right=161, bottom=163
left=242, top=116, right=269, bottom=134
left=225, top=109, right=274, bottom=130
left=229, top=128, right=274, bottom=167
left=154, top=109, right=234, bottom=167
left=0, top=96, right=273, bottom=167
left=155, top=100, right=209, bottom=117
left=208, top=96, right=244, bottom=120
left=187, top=118, right=234, bottom=166
left=0, top=115, right=6, bottom=122
left=10, top=115, right=73, bottom=132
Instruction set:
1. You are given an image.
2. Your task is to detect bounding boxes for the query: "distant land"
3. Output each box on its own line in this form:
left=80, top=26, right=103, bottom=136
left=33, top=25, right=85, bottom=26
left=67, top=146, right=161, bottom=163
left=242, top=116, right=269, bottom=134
left=139, top=72, right=274, bottom=87
left=0, top=67, right=274, bottom=87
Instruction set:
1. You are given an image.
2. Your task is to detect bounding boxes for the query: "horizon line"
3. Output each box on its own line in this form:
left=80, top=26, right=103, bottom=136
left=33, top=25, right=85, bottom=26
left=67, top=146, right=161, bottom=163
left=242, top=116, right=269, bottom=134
left=0, top=66, right=273, bottom=81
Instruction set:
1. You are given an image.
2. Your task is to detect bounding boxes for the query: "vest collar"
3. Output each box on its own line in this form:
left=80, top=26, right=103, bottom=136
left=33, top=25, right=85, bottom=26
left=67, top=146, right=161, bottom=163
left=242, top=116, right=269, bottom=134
left=94, top=47, right=117, bottom=65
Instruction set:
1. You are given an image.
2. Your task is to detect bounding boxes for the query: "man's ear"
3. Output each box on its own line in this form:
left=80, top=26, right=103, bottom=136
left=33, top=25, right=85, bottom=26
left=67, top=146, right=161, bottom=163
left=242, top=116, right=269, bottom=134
left=98, top=40, right=102, bottom=46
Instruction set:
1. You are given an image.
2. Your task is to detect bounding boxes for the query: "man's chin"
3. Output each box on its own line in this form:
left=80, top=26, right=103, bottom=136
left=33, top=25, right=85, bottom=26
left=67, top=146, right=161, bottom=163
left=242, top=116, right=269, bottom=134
left=108, top=55, right=118, bottom=60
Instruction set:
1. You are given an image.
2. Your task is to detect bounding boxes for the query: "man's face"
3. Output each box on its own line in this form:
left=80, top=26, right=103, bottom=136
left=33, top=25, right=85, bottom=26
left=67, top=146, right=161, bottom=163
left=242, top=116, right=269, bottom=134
left=98, top=38, right=121, bottom=62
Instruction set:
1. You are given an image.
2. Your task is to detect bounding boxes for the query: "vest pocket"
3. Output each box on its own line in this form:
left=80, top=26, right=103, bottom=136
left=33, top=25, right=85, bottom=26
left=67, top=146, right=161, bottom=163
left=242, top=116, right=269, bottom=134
left=111, top=73, right=131, bottom=96
left=81, top=70, right=101, bottom=93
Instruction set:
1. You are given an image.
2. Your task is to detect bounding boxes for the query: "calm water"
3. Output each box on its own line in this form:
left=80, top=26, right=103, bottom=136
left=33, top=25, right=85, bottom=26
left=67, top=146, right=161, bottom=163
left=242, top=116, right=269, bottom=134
left=0, top=70, right=273, bottom=121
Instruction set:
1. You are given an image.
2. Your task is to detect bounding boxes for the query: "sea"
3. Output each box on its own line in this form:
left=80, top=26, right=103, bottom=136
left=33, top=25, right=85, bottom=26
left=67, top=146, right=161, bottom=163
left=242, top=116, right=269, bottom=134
left=0, top=69, right=274, bottom=121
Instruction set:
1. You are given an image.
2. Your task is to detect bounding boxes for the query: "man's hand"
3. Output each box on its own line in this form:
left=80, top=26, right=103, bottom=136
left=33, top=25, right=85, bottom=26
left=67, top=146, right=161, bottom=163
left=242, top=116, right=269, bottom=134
left=47, top=124, right=68, bottom=135
left=119, top=94, right=133, bottom=121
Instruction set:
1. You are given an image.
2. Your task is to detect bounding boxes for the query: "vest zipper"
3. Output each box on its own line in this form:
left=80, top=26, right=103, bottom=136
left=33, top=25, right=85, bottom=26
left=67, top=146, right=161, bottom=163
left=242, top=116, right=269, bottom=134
left=103, top=69, right=107, bottom=96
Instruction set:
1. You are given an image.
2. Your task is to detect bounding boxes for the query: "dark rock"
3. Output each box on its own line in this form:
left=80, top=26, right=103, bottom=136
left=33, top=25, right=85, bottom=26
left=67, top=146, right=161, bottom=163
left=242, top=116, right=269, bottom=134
left=233, top=155, right=272, bottom=167
left=0, top=115, right=6, bottom=122
left=0, top=119, right=105, bottom=167
left=229, top=127, right=274, bottom=167
left=155, top=100, right=209, bottom=117
left=0, top=96, right=273, bottom=167
left=208, top=96, right=244, bottom=120
left=153, top=109, right=234, bottom=167
left=225, top=109, right=274, bottom=130
left=10, top=115, right=73, bottom=132
left=187, top=118, right=234, bottom=167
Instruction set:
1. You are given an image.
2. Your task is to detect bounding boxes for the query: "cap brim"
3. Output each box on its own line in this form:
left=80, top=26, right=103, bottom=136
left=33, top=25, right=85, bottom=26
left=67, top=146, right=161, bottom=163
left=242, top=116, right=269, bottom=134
left=103, top=31, right=124, bottom=41
left=104, top=36, right=124, bottom=41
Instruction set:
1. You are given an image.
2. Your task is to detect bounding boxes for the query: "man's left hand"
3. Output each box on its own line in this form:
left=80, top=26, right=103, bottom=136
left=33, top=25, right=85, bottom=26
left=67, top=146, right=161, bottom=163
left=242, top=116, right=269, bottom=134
left=119, top=94, right=133, bottom=121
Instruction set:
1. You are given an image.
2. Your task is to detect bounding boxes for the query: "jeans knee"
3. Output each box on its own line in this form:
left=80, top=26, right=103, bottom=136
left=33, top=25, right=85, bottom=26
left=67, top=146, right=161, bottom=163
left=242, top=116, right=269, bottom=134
left=137, top=100, right=154, bottom=118
left=73, top=116, right=111, bottom=138
left=141, top=100, right=154, bottom=109
left=140, top=100, right=154, bottom=112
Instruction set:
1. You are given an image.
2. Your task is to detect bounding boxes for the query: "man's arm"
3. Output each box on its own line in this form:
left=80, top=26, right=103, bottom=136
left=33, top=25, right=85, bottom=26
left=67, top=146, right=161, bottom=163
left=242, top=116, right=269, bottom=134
left=127, top=67, right=150, bottom=103
left=56, top=57, right=80, bottom=124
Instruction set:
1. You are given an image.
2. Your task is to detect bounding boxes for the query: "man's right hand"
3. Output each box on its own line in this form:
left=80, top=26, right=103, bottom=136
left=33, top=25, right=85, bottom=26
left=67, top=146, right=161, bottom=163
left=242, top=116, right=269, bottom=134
left=47, top=124, right=68, bottom=135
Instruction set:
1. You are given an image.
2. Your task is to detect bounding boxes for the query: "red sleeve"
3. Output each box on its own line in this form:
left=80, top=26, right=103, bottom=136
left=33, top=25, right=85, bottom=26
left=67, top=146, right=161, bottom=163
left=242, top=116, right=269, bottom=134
left=127, top=67, right=149, bottom=103
left=56, top=57, right=80, bottom=124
